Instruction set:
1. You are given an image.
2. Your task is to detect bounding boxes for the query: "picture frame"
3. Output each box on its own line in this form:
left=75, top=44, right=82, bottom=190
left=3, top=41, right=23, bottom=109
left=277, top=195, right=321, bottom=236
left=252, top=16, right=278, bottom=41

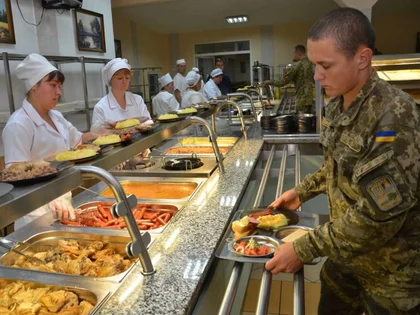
left=74, top=8, right=106, bottom=53
left=114, top=39, right=122, bottom=58
left=0, top=0, right=16, bottom=44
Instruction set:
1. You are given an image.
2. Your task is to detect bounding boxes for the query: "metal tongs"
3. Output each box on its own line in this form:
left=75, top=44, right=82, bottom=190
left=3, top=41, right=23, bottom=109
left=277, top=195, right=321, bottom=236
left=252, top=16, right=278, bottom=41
left=0, top=238, right=46, bottom=265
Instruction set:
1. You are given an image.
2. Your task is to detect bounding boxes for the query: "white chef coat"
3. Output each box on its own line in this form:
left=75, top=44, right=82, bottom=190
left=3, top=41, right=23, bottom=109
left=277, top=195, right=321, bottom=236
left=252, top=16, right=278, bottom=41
left=3, top=99, right=83, bottom=166
left=181, top=89, right=208, bottom=108
left=199, top=79, right=205, bottom=94
left=203, top=79, right=222, bottom=100
left=2, top=99, right=82, bottom=229
left=152, top=91, right=179, bottom=116
left=173, top=73, right=188, bottom=96
left=92, top=91, right=151, bottom=126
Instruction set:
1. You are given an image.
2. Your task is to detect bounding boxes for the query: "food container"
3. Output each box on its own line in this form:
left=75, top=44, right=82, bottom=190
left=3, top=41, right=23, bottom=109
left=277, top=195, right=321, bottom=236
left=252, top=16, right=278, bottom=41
left=164, top=145, right=230, bottom=156
left=57, top=201, right=178, bottom=233
left=0, top=231, right=137, bottom=283
left=100, top=180, right=199, bottom=201
left=177, top=137, right=238, bottom=147
left=0, top=278, right=99, bottom=314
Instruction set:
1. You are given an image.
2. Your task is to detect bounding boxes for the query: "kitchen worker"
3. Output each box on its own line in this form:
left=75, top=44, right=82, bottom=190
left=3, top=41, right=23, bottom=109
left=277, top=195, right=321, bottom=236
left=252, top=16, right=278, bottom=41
left=173, top=59, right=188, bottom=104
left=181, top=70, right=207, bottom=108
left=152, top=73, right=179, bottom=116
left=92, top=58, right=151, bottom=127
left=263, top=45, right=314, bottom=113
left=192, top=67, right=205, bottom=93
left=203, top=68, right=223, bottom=99
left=214, top=58, right=232, bottom=95
left=266, top=8, right=420, bottom=315
left=2, top=53, right=101, bottom=228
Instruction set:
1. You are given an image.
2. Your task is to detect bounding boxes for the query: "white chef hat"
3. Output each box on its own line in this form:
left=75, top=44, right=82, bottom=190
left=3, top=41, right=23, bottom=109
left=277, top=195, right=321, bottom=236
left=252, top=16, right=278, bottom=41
left=102, top=58, right=131, bottom=86
left=211, top=68, right=223, bottom=78
left=158, top=73, right=173, bottom=88
left=192, top=67, right=199, bottom=73
left=185, top=71, right=201, bottom=87
left=15, top=53, right=58, bottom=92
left=176, top=59, right=186, bottom=65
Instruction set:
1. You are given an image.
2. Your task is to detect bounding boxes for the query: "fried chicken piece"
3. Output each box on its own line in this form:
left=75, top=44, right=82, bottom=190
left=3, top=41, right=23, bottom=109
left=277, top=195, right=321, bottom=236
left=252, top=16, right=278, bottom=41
left=84, top=266, right=98, bottom=277
left=66, top=259, right=81, bottom=275
left=78, top=256, right=94, bottom=275
left=3, top=282, right=24, bottom=295
left=15, top=302, right=42, bottom=315
left=91, top=248, right=115, bottom=260
left=96, top=266, right=120, bottom=277
left=40, top=291, right=66, bottom=312
left=0, top=294, right=16, bottom=308
left=61, top=291, right=78, bottom=310
left=13, top=287, right=50, bottom=304
left=79, top=300, right=94, bottom=315
left=79, top=241, right=104, bottom=257
left=58, top=240, right=80, bottom=255
left=57, top=305, right=80, bottom=315
left=38, top=307, right=56, bottom=315
left=0, top=306, right=12, bottom=314
left=53, top=260, right=68, bottom=274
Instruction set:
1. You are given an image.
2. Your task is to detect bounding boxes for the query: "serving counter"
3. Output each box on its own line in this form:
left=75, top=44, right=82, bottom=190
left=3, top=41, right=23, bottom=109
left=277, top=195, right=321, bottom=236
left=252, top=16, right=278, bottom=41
left=0, top=101, right=327, bottom=314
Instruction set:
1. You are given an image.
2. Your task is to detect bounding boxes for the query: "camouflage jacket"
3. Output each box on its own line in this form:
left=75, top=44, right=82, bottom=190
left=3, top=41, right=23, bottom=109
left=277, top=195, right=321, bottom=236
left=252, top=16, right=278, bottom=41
left=272, top=57, right=314, bottom=110
left=293, top=71, right=420, bottom=297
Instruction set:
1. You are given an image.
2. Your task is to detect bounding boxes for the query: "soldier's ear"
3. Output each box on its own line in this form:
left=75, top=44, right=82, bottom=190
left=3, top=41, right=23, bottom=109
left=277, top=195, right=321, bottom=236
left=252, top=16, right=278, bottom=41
left=357, top=47, right=373, bottom=70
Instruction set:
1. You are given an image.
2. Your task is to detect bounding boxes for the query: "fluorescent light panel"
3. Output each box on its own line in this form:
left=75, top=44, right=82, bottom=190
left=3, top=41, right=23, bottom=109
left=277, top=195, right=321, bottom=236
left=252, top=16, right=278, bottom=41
left=226, top=15, right=248, bottom=24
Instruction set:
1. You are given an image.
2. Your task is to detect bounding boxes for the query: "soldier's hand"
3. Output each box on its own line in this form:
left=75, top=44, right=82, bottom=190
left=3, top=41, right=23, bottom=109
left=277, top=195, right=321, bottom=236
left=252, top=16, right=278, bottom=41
left=269, top=189, right=302, bottom=210
left=265, top=242, right=303, bottom=274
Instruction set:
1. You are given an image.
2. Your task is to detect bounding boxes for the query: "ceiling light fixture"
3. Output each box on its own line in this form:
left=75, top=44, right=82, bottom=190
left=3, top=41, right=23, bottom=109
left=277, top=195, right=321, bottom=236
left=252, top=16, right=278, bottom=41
left=226, top=15, right=249, bottom=24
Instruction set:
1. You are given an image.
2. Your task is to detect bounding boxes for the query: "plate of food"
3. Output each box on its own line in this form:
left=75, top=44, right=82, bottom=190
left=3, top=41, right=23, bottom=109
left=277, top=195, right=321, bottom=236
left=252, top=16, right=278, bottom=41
left=75, top=143, right=101, bottom=152
left=157, top=113, right=184, bottom=123
left=0, top=161, right=71, bottom=186
left=92, top=134, right=132, bottom=146
left=176, top=107, right=197, bottom=116
left=228, top=235, right=279, bottom=258
left=231, top=207, right=299, bottom=240
left=54, top=148, right=99, bottom=163
left=113, top=118, right=140, bottom=129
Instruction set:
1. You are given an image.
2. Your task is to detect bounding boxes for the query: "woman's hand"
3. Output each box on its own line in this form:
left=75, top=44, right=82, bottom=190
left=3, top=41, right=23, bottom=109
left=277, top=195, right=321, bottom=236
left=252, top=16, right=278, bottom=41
left=269, top=189, right=302, bottom=211
left=49, top=197, right=76, bottom=221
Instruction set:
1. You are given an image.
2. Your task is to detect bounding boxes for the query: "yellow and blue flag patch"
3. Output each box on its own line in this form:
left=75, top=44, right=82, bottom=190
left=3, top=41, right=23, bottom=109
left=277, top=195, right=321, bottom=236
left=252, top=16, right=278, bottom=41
left=376, top=131, right=396, bottom=143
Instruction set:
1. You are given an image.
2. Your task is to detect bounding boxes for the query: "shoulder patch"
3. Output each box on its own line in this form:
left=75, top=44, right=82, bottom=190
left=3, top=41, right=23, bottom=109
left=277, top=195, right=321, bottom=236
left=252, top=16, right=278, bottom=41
left=354, top=150, right=394, bottom=179
left=366, top=176, right=402, bottom=211
left=376, top=131, right=396, bottom=143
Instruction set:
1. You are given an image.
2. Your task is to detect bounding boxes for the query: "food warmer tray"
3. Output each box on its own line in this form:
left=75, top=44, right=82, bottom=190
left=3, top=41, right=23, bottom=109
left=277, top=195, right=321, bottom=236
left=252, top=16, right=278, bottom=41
left=151, top=138, right=232, bottom=157
left=111, top=156, right=218, bottom=178
left=0, top=267, right=113, bottom=315
left=0, top=230, right=149, bottom=283
left=214, top=209, right=322, bottom=264
left=86, top=176, right=206, bottom=203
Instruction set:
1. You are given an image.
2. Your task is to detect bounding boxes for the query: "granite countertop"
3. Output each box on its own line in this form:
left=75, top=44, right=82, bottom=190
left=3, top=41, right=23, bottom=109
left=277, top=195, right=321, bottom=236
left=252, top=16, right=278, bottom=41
left=98, top=137, right=264, bottom=315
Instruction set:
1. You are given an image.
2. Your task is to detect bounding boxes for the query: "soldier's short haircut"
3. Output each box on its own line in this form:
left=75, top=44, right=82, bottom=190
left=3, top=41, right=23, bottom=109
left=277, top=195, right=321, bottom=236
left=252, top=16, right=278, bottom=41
left=308, top=7, right=376, bottom=59
left=295, top=45, right=306, bottom=54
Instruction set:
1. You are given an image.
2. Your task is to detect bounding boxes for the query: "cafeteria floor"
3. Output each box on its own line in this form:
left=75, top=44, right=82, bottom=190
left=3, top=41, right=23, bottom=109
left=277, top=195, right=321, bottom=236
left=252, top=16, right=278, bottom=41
left=240, top=258, right=325, bottom=315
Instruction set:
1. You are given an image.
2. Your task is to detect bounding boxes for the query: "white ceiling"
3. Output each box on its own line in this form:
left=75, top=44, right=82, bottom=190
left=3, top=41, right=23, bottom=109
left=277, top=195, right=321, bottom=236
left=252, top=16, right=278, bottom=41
left=111, top=0, right=420, bottom=34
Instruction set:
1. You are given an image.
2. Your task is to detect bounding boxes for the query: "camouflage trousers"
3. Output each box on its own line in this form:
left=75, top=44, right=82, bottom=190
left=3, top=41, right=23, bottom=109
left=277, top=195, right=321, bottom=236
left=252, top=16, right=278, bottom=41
left=318, top=259, right=420, bottom=315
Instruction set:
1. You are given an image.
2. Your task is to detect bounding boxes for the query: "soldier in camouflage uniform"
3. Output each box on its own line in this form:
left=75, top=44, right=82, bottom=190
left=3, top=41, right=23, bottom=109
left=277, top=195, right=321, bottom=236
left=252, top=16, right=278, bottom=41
left=264, top=45, right=314, bottom=113
left=265, top=8, right=420, bottom=315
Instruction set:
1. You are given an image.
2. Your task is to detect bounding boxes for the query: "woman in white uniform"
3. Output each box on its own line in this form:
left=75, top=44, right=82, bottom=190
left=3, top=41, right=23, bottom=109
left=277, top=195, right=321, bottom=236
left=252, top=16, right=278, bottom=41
left=192, top=67, right=205, bottom=94
left=152, top=73, right=179, bottom=116
left=203, top=68, right=223, bottom=99
left=181, top=71, right=208, bottom=108
left=2, top=54, right=99, bottom=228
left=92, top=58, right=151, bottom=127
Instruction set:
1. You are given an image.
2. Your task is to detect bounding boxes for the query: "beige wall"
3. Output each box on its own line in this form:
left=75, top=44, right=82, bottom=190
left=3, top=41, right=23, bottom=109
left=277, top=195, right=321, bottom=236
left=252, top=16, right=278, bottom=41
left=273, top=21, right=315, bottom=66
left=373, top=13, right=420, bottom=54
left=112, top=12, right=170, bottom=73
left=177, top=27, right=261, bottom=72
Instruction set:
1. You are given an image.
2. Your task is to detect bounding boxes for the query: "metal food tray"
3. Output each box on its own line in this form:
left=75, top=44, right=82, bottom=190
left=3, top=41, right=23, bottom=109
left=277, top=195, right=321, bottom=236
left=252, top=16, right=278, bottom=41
left=151, top=139, right=231, bottom=157
left=88, top=176, right=206, bottom=203
left=215, top=209, right=321, bottom=264
left=0, top=230, right=139, bottom=283
left=0, top=267, right=113, bottom=314
left=52, top=201, right=179, bottom=234
left=174, top=136, right=239, bottom=147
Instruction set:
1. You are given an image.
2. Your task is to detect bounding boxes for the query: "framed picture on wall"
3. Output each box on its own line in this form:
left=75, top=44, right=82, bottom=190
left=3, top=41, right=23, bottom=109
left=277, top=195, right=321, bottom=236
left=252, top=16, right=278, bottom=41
left=0, top=0, right=16, bottom=44
left=74, top=8, right=106, bottom=52
left=417, top=32, right=420, bottom=53
left=114, top=39, right=122, bottom=58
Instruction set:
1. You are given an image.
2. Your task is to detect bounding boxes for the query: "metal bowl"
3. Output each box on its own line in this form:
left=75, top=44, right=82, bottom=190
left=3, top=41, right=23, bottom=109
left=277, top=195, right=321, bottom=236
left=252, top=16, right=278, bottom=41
left=228, top=235, right=280, bottom=258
